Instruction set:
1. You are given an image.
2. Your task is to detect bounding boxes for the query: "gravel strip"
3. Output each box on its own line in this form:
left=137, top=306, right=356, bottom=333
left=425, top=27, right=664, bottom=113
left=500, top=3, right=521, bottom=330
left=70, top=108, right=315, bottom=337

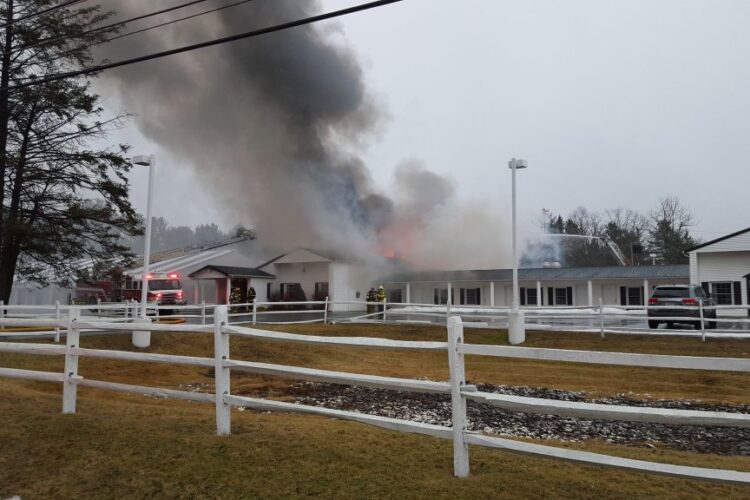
left=278, top=382, right=750, bottom=455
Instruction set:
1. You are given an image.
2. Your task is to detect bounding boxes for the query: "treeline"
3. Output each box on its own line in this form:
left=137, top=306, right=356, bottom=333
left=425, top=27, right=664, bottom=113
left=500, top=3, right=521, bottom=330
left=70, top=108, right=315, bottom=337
left=126, top=218, right=254, bottom=254
left=523, top=197, right=698, bottom=267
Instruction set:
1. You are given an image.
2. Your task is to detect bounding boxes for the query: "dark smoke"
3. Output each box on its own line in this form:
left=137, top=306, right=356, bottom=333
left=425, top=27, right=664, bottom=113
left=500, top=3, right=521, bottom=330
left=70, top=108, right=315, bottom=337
left=98, top=1, right=512, bottom=269
left=99, top=1, right=394, bottom=253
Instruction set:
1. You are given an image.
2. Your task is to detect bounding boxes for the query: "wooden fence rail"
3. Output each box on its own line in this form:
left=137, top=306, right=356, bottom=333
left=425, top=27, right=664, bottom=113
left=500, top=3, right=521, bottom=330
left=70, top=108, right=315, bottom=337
left=0, top=306, right=749, bottom=486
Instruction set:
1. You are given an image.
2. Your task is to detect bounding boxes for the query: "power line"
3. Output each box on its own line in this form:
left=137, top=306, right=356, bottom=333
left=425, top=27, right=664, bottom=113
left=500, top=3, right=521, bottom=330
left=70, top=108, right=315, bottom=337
left=6, top=0, right=404, bottom=91
left=51, top=0, right=256, bottom=62
left=13, top=0, right=213, bottom=53
left=0, top=0, right=86, bottom=30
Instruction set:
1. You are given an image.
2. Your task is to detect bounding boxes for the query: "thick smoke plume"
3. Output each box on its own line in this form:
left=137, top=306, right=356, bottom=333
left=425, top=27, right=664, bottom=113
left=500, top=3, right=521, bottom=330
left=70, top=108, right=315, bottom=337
left=99, top=1, right=511, bottom=270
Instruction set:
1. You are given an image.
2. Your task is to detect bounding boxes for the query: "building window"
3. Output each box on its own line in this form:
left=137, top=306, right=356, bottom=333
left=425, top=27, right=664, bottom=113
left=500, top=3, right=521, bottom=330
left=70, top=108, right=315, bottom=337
left=314, top=282, right=329, bottom=300
left=526, top=288, right=538, bottom=306
left=281, top=283, right=304, bottom=301
left=554, top=287, right=569, bottom=306
left=389, top=289, right=403, bottom=303
left=619, top=286, right=644, bottom=306
left=627, top=287, right=644, bottom=306
left=434, top=288, right=448, bottom=305
left=712, top=282, right=733, bottom=305
left=460, top=288, right=481, bottom=305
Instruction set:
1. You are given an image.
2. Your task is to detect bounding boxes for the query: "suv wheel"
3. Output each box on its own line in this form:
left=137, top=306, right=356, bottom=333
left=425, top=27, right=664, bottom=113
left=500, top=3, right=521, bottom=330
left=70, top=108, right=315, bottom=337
left=648, top=320, right=659, bottom=329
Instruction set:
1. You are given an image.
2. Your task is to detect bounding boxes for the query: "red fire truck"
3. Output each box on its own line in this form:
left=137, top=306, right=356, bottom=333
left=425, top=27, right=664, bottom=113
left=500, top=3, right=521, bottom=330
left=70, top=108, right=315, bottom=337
left=123, top=272, right=188, bottom=307
left=73, top=268, right=188, bottom=311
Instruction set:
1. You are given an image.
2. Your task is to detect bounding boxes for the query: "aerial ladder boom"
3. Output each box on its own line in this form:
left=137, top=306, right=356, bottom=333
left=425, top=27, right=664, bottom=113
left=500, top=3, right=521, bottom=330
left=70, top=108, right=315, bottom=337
left=599, top=236, right=628, bottom=266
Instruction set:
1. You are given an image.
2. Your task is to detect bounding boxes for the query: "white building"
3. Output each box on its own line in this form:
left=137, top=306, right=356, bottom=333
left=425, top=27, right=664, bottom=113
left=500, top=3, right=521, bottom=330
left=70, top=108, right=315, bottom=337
left=380, top=265, right=689, bottom=307
left=259, top=248, right=369, bottom=312
left=687, top=226, right=750, bottom=315
left=126, top=237, right=273, bottom=305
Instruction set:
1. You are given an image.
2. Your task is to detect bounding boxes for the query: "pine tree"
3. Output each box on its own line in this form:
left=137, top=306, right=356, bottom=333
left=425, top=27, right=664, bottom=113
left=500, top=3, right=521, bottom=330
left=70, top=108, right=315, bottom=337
left=647, top=197, right=697, bottom=264
left=0, top=1, right=139, bottom=300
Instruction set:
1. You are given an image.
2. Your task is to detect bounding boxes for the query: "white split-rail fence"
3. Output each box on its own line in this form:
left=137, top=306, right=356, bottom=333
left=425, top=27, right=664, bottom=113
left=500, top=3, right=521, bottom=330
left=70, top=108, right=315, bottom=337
left=3, top=297, right=748, bottom=339
left=1, top=306, right=750, bottom=485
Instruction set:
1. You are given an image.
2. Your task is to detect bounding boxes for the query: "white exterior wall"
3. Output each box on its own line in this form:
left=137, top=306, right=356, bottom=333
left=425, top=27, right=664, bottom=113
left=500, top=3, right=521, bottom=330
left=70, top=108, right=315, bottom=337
left=690, top=251, right=750, bottom=316
left=249, top=278, right=272, bottom=303
left=493, top=284, right=506, bottom=307
left=385, top=277, right=690, bottom=308
left=271, top=262, right=330, bottom=301
left=693, top=231, right=750, bottom=253
left=330, top=263, right=367, bottom=312
left=692, top=252, right=750, bottom=283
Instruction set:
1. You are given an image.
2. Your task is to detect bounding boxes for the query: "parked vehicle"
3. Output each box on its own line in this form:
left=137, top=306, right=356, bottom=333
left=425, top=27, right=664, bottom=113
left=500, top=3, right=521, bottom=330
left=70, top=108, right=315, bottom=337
left=144, top=272, right=187, bottom=308
left=72, top=269, right=187, bottom=315
left=647, top=284, right=716, bottom=329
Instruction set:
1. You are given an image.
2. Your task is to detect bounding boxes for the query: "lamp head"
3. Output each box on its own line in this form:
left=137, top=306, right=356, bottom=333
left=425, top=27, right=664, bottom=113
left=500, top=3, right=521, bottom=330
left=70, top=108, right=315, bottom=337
left=132, top=155, right=152, bottom=166
left=508, top=158, right=528, bottom=169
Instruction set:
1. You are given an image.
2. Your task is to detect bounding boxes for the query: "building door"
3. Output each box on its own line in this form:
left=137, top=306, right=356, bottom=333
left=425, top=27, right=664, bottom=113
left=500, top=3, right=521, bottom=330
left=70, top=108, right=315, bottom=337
left=230, top=278, right=248, bottom=304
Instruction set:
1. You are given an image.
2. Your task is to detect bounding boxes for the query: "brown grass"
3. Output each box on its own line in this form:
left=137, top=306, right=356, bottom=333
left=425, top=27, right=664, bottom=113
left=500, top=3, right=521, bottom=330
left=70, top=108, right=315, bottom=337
left=1, top=323, right=750, bottom=498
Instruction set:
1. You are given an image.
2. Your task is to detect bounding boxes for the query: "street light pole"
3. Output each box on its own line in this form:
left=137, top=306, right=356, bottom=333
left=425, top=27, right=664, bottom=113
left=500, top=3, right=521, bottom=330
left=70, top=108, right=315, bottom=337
left=508, top=158, right=527, bottom=344
left=132, top=154, right=155, bottom=348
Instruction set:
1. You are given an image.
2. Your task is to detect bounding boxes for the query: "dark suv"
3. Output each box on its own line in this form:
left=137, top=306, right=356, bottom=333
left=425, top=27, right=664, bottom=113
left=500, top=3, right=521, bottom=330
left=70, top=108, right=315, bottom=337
left=647, top=285, right=716, bottom=329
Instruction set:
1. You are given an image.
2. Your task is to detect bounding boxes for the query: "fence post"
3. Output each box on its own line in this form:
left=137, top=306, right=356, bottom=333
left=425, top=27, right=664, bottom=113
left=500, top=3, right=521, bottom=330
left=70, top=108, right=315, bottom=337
left=201, top=300, right=206, bottom=325
left=599, top=297, right=605, bottom=339
left=54, top=300, right=61, bottom=343
left=699, top=299, right=706, bottom=343
left=0, top=299, right=4, bottom=331
left=323, top=296, right=329, bottom=324
left=213, top=305, right=231, bottom=435
left=382, top=298, right=387, bottom=323
left=96, top=297, right=101, bottom=317
left=62, top=308, right=81, bottom=414
left=252, top=301, right=257, bottom=325
left=447, top=315, right=470, bottom=477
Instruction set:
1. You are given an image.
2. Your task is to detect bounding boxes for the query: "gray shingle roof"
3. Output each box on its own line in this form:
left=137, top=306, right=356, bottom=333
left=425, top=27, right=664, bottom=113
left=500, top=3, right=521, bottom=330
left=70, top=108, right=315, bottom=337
left=188, top=265, right=275, bottom=279
left=380, top=265, right=689, bottom=283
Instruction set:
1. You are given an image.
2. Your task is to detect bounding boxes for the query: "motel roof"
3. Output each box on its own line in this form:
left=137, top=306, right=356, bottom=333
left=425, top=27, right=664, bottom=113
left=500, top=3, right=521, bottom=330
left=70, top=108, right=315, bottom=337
left=189, top=265, right=275, bottom=279
left=381, top=264, right=689, bottom=284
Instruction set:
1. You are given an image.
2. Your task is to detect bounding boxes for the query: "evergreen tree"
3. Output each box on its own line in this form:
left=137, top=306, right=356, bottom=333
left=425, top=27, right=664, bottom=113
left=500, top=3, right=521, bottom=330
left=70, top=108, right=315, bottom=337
left=0, top=0, right=140, bottom=300
left=647, top=197, right=697, bottom=264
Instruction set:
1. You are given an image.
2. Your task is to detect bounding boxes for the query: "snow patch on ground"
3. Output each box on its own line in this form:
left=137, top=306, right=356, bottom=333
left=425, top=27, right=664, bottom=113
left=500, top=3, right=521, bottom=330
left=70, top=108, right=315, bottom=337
left=392, top=306, right=644, bottom=316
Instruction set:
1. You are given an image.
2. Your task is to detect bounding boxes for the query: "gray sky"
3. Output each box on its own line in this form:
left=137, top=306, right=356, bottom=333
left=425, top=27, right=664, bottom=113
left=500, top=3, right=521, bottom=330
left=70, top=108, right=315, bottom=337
left=104, top=0, right=750, bottom=241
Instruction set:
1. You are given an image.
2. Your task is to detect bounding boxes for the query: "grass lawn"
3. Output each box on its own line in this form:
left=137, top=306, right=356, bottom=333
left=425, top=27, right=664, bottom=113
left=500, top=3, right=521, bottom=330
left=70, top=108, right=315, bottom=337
left=1, top=324, right=750, bottom=498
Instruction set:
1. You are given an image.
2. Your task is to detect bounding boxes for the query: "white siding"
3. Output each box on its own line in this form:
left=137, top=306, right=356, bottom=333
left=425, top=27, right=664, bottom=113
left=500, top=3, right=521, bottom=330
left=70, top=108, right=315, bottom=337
left=273, top=249, right=332, bottom=264
left=271, top=262, right=329, bottom=301
left=693, top=252, right=750, bottom=282
left=249, top=278, right=272, bottom=303
left=689, top=253, right=698, bottom=282
left=692, top=230, right=750, bottom=254
left=691, top=251, right=750, bottom=316
left=330, top=263, right=367, bottom=312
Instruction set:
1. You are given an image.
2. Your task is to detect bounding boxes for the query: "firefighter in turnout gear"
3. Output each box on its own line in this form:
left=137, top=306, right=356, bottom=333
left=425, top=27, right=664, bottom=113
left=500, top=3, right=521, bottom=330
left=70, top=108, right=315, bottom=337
left=366, top=287, right=377, bottom=314
left=376, top=286, right=386, bottom=316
